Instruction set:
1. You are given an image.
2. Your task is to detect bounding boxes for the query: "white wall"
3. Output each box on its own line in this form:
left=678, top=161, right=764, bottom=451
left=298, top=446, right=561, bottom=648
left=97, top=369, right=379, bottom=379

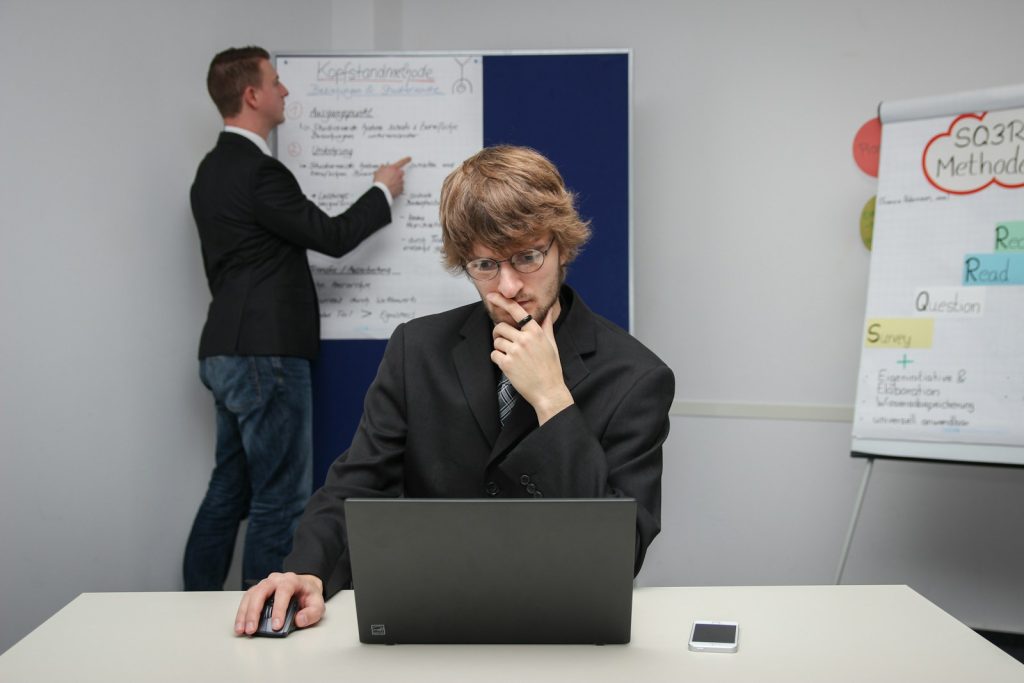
left=0, top=0, right=335, bottom=654
left=1, top=0, right=1022, bottom=656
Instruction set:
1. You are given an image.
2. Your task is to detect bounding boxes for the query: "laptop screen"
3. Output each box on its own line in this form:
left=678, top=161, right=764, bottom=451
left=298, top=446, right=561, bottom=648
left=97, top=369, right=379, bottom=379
left=344, top=498, right=637, bottom=644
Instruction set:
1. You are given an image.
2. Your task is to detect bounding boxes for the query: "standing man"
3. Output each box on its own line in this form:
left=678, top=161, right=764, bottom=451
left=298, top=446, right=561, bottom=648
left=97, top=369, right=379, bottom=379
left=234, top=145, right=675, bottom=635
left=186, top=46, right=410, bottom=590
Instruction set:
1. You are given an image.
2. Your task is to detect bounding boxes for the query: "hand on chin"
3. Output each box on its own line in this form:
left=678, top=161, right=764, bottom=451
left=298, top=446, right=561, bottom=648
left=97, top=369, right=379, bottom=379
left=486, top=296, right=527, bottom=325
left=489, top=307, right=520, bottom=327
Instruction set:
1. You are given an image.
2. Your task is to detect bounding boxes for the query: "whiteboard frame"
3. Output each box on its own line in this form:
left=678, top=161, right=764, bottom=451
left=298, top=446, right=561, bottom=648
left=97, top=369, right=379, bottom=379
left=852, top=439, right=1024, bottom=468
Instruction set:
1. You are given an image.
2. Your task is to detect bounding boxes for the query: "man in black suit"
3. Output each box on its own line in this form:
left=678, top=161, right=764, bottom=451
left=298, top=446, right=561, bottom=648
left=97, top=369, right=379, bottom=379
left=185, top=46, right=410, bottom=591
left=233, top=146, right=674, bottom=636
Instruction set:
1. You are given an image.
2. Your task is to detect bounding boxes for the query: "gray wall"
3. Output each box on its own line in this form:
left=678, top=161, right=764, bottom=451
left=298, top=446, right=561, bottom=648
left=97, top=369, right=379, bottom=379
left=0, top=0, right=335, bottom=654
left=1, top=0, right=1023, bottom=654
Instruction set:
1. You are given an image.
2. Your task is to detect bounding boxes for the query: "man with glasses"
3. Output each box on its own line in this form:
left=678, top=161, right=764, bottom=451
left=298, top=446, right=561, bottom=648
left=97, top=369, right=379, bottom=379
left=234, top=146, right=674, bottom=636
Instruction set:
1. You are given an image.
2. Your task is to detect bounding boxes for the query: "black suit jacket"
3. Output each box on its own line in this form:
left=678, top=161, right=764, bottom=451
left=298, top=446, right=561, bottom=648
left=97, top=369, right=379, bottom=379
left=190, top=132, right=392, bottom=359
left=285, top=286, right=675, bottom=597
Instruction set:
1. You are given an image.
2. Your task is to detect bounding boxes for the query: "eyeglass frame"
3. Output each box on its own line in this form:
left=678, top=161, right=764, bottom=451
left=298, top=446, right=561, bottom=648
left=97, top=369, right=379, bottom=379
left=462, top=236, right=557, bottom=281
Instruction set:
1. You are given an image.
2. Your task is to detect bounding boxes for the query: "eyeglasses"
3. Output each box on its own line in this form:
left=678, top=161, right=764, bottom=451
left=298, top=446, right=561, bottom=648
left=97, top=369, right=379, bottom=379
left=464, top=237, right=556, bottom=281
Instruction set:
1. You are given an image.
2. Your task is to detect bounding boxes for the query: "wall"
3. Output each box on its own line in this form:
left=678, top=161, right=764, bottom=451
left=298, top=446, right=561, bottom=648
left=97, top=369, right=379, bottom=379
left=382, top=0, right=1024, bottom=632
left=1, top=0, right=1023, bottom=656
left=0, top=0, right=335, bottom=654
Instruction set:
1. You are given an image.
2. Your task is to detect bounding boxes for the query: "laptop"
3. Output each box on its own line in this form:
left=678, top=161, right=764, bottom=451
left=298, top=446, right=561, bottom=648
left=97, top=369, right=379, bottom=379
left=344, top=498, right=637, bottom=645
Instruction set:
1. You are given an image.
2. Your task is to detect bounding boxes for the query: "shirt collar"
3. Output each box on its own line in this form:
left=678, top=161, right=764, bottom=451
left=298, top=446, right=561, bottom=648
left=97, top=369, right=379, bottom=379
left=223, top=126, right=271, bottom=156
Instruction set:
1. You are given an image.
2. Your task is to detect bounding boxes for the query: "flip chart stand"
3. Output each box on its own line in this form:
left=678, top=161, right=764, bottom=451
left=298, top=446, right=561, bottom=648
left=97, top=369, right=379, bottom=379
left=835, top=456, right=875, bottom=585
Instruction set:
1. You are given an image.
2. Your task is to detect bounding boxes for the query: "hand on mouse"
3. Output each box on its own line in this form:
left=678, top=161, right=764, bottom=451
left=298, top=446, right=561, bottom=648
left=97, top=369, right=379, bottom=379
left=234, top=572, right=325, bottom=636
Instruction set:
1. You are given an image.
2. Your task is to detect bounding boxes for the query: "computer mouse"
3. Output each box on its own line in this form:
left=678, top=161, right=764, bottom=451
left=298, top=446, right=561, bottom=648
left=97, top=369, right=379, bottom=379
left=254, top=595, right=300, bottom=638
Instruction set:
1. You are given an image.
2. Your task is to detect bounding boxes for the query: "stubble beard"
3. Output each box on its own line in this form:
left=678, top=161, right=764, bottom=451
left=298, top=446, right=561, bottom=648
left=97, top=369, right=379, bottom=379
left=483, top=265, right=565, bottom=327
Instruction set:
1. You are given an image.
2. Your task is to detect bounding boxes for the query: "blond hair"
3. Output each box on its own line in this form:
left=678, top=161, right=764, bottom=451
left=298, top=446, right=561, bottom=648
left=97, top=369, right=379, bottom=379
left=439, top=146, right=591, bottom=271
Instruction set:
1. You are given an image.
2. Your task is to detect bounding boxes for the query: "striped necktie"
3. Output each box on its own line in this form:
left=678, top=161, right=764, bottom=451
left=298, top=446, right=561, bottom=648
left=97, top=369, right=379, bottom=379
left=497, top=373, right=517, bottom=426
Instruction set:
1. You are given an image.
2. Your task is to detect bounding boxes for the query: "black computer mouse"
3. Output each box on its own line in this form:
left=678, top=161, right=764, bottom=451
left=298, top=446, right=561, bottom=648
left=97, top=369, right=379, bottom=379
left=254, top=596, right=300, bottom=638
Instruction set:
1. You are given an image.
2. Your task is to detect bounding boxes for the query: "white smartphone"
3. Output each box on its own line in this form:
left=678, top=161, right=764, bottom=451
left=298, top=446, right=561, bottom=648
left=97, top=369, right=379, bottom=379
left=688, top=620, right=739, bottom=653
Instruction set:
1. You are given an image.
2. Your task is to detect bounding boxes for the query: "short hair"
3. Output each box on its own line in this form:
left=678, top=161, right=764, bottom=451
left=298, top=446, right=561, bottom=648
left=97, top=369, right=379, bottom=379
left=439, top=146, right=591, bottom=272
left=206, top=46, right=270, bottom=118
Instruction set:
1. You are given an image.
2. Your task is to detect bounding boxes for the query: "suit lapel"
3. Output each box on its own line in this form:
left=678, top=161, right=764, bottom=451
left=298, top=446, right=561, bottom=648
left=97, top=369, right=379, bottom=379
left=452, top=304, right=501, bottom=448
left=553, top=285, right=596, bottom=395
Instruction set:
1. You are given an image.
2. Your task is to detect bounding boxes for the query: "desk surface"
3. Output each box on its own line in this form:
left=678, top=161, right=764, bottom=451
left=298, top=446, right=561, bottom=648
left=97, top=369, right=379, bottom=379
left=1, top=586, right=1021, bottom=682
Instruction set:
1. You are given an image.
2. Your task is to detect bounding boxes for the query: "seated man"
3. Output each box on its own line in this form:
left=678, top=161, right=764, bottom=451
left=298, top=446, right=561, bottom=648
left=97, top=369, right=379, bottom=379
left=234, top=145, right=675, bottom=635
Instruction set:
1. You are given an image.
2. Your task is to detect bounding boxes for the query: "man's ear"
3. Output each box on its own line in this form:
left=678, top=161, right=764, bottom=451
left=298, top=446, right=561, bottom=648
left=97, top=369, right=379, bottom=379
left=241, top=85, right=259, bottom=111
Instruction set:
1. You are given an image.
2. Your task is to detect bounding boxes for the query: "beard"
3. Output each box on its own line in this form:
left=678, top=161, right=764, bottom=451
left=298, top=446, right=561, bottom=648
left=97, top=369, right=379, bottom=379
left=483, top=265, right=565, bottom=327
left=485, top=295, right=557, bottom=327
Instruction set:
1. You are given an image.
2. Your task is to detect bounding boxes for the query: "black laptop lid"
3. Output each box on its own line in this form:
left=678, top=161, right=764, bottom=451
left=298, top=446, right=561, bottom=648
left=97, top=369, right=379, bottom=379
left=344, top=498, right=636, bottom=645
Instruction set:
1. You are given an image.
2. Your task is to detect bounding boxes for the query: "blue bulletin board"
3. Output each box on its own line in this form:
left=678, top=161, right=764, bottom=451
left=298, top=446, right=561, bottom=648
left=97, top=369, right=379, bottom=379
left=277, top=51, right=632, bottom=487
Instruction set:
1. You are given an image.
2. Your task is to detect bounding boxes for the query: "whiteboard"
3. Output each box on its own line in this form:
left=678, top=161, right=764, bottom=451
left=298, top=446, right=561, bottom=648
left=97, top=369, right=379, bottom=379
left=275, top=54, right=482, bottom=338
left=851, top=84, right=1024, bottom=466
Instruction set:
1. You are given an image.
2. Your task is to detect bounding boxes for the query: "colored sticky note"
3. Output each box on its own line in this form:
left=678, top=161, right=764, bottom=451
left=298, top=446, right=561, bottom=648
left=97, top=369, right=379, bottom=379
left=860, top=196, right=875, bottom=250
left=962, top=253, right=1024, bottom=286
left=864, top=319, right=934, bottom=348
left=853, top=118, right=881, bottom=177
left=995, top=221, right=1024, bottom=252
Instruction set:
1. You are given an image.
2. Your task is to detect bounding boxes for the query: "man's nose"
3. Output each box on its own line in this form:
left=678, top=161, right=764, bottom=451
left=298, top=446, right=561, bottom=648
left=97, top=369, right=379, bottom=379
left=496, top=263, right=522, bottom=298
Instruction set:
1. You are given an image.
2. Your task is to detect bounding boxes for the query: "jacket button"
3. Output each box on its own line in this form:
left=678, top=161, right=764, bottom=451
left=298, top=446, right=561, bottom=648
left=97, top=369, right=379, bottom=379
left=525, top=483, right=537, bottom=495
left=520, top=474, right=531, bottom=485
left=485, top=481, right=500, bottom=496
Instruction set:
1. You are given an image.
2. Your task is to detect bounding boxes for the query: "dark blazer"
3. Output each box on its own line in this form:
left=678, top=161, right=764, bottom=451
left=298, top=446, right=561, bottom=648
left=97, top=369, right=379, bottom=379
left=285, top=286, right=675, bottom=597
left=190, top=132, right=392, bottom=360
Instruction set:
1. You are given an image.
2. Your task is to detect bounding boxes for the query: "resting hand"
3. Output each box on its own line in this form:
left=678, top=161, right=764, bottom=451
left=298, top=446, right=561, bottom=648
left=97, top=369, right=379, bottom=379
left=373, top=156, right=412, bottom=198
left=234, top=572, right=325, bottom=636
left=488, top=293, right=573, bottom=425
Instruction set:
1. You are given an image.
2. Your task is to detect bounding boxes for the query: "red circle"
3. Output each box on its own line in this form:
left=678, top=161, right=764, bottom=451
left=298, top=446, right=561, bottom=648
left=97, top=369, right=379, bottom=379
left=853, top=118, right=881, bottom=177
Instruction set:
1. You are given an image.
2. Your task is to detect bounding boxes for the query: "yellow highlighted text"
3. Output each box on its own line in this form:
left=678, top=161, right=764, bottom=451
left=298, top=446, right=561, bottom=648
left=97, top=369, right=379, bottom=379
left=865, top=318, right=934, bottom=349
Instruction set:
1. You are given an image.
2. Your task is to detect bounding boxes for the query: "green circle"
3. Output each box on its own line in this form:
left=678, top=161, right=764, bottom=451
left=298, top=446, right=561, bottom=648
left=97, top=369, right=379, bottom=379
left=860, top=196, right=875, bottom=251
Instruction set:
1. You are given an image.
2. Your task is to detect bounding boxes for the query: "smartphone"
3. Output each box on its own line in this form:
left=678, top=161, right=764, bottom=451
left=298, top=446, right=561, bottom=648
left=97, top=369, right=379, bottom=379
left=688, top=620, right=739, bottom=653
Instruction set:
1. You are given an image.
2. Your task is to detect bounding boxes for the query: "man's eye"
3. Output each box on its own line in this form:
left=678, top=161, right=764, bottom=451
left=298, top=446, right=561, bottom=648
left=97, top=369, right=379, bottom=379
left=516, top=252, right=540, bottom=264
left=475, top=260, right=498, bottom=270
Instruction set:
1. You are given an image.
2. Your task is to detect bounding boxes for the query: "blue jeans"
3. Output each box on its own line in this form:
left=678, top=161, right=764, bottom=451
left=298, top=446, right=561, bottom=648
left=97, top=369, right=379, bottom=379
left=184, top=356, right=313, bottom=590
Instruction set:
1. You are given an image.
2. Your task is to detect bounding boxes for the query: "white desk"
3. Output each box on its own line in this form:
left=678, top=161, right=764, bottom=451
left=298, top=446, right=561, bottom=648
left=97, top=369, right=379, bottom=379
left=1, top=586, right=1021, bottom=682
